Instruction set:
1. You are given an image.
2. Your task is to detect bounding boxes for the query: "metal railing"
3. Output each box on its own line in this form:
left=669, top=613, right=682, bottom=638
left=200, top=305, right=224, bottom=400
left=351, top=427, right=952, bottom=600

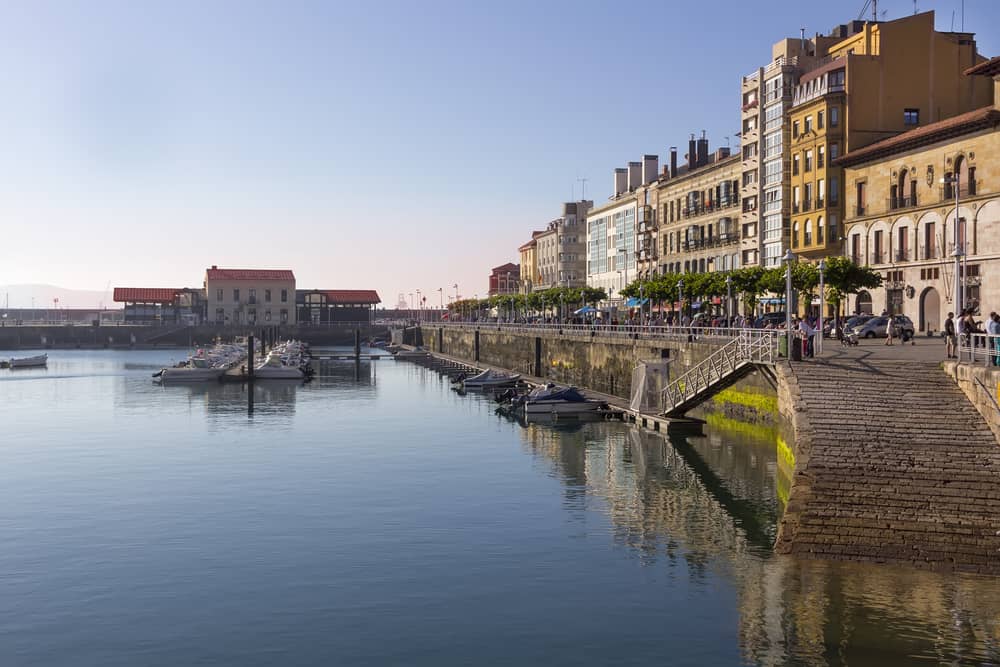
left=958, top=333, right=1000, bottom=366
left=660, top=330, right=779, bottom=415
left=430, top=320, right=757, bottom=344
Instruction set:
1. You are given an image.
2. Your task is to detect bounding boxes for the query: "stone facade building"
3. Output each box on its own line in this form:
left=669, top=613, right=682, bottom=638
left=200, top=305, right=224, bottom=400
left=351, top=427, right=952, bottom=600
left=204, top=266, right=296, bottom=325
left=839, top=57, right=1000, bottom=331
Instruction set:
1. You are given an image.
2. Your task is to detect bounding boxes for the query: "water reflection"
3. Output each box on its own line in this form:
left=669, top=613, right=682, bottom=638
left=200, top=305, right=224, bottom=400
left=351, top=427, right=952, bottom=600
left=511, top=411, right=1000, bottom=665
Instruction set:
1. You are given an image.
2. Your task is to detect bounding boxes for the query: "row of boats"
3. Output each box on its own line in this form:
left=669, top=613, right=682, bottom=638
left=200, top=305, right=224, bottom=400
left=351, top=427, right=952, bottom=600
left=153, top=340, right=313, bottom=383
left=452, top=369, right=607, bottom=416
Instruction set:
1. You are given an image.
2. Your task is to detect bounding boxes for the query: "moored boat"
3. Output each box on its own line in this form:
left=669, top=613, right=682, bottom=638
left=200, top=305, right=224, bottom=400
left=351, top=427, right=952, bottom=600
left=519, top=384, right=606, bottom=415
left=458, top=369, right=520, bottom=390
left=9, top=354, right=47, bottom=369
left=253, top=351, right=306, bottom=380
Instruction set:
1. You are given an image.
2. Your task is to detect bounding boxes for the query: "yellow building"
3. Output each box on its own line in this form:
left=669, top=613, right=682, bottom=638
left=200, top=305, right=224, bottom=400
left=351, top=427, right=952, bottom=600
left=789, top=11, right=993, bottom=262
left=517, top=232, right=542, bottom=293
left=838, top=57, right=1000, bottom=330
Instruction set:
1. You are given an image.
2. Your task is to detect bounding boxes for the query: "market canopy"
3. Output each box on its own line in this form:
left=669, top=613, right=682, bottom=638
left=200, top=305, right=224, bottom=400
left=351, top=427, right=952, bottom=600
left=625, top=297, right=649, bottom=307
left=574, top=306, right=597, bottom=315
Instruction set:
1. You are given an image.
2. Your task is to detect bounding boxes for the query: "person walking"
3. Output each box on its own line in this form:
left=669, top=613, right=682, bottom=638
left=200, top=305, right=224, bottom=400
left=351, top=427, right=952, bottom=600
left=988, top=312, right=1000, bottom=366
left=884, top=315, right=895, bottom=346
left=944, top=311, right=957, bottom=359
left=799, top=318, right=815, bottom=358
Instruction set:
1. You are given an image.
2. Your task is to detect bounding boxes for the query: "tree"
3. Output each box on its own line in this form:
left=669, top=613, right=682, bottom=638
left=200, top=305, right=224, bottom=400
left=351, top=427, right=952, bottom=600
left=823, top=256, right=883, bottom=315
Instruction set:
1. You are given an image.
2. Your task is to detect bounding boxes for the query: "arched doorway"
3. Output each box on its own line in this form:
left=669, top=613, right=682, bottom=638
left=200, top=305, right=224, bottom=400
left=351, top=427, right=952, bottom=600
left=920, top=286, right=941, bottom=333
left=855, top=291, right=873, bottom=315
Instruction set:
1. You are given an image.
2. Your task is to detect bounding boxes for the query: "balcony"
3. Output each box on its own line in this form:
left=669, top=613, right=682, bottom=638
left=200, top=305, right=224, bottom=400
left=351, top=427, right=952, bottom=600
left=855, top=204, right=867, bottom=217
left=871, top=251, right=886, bottom=265
left=941, top=183, right=978, bottom=201
left=792, top=202, right=800, bottom=214
left=792, top=61, right=846, bottom=107
left=741, top=99, right=758, bottom=112
left=894, top=248, right=910, bottom=262
left=815, top=197, right=825, bottom=209
left=801, top=198, right=812, bottom=212
left=889, top=195, right=918, bottom=211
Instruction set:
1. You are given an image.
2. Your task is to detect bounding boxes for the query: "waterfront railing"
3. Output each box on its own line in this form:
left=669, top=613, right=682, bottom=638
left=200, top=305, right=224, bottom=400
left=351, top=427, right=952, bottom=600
left=428, top=320, right=758, bottom=343
left=958, top=333, right=1000, bottom=367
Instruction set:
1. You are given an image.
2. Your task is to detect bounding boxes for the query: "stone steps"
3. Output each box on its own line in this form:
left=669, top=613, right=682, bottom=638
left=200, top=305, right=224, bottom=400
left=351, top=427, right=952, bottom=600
left=778, top=359, right=1000, bottom=572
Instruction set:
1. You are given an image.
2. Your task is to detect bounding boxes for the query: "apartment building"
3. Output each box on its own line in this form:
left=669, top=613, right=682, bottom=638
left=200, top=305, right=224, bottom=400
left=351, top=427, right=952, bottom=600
left=488, top=263, right=520, bottom=296
left=587, top=160, right=656, bottom=302
left=790, top=12, right=993, bottom=262
left=518, top=232, right=544, bottom=293
left=204, top=266, right=296, bottom=325
left=656, top=138, right=742, bottom=275
left=839, top=57, right=1000, bottom=330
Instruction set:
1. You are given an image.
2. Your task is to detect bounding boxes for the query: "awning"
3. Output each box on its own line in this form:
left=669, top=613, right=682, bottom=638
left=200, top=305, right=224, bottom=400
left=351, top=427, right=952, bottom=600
left=625, top=297, right=649, bottom=307
left=691, top=301, right=703, bottom=308
left=574, top=306, right=597, bottom=315
left=759, top=297, right=786, bottom=305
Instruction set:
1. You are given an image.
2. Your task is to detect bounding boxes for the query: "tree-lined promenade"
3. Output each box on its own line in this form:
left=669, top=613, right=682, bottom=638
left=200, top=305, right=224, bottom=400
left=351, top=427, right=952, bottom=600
left=449, top=258, right=882, bottom=322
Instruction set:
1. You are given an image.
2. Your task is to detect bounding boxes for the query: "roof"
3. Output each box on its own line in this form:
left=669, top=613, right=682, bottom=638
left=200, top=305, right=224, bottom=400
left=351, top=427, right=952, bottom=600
left=836, top=107, right=1000, bottom=167
left=964, top=55, right=1000, bottom=77
left=799, top=57, right=846, bottom=85
left=490, top=262, right=520, bottom=273
left=518, top=239, right=537, bottom=251
left=321, top=290, right=380, bottom=304
left=113, top=287, right=180, bottom=303
left=205, top=267, right=295, bottom=281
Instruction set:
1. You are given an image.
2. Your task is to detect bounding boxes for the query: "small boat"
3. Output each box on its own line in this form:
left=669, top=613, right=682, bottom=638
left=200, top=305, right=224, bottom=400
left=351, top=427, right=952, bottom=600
left=155, top=357, right=225, bottom=383
left=459, top=369, right=520, bottom=390
left=519, top=384, right=606, bottom=415
left=252, top=352, right=305, bottom=380
left=9, top=354, right=47, bottom=369
left=395, top=347, right=431, bottom=358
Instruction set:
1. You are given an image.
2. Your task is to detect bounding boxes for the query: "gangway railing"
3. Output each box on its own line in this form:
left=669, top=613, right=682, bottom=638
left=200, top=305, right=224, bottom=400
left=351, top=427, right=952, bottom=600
left=660, top=330, right=779, bottom=416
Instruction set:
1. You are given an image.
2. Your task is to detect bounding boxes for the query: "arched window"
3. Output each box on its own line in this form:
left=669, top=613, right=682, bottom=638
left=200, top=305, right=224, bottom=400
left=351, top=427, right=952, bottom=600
left=804, top=219, right=813, bottom=245
left=793, top=221, right=800, bottom=248
left=817, top=216, right=825, bottom=244
left=896, top=168, right=908, bottom=207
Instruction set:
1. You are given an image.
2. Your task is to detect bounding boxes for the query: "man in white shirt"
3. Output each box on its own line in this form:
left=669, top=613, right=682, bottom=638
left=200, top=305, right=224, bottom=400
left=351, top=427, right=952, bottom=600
left=799, top=318, right=815, bottom=358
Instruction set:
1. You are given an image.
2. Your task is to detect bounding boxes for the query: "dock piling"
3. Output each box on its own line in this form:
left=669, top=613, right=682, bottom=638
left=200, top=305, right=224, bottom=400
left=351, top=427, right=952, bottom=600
left=248, top=333, right=255, bottom=382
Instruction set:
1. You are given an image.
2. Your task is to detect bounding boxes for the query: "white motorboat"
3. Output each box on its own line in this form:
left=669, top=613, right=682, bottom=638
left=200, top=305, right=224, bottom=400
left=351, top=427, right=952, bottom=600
left=9, top=354, right=47, bottom=369
left=460, top=369, right=520, bottom=390
left=155, top=357, right=225, bottom=383
left=253, top=352, right=305, bottom=380
left=519, top=385, right=606, bottom=415
left=395, top=347, right=430, bottom=358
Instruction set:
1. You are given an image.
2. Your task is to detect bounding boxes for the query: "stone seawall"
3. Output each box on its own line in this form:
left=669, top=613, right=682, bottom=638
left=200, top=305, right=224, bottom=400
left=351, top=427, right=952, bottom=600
left=942, top=361, right=1000, bottom=442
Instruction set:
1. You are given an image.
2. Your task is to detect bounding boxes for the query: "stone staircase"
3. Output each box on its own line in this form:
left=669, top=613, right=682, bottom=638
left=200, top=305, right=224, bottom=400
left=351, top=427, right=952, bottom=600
left=776, top=359, right=1000, bottom=573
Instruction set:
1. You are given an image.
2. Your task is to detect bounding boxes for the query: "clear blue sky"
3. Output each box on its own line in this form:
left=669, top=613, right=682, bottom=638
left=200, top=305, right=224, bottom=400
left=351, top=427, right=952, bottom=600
left=1, top=0, right=997, bottom=307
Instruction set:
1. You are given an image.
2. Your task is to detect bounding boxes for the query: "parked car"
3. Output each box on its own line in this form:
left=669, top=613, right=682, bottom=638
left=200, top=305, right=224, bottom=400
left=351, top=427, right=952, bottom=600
left=853, top=315, right=915, bottom=338
left=754, top=312, right=787, bottom=328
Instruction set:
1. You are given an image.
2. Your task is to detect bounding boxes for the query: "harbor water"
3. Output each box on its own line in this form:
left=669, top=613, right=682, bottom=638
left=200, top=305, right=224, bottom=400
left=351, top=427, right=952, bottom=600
left=3, top=349, right=1000, bottom=666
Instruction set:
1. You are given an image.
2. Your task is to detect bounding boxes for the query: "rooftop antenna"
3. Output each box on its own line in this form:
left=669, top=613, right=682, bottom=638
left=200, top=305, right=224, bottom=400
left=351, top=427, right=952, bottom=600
left=962, top=0, right=965, bottom=31
left=577, top=177, right=588, bottom=201
left=872, top=0, right=877, bottom=22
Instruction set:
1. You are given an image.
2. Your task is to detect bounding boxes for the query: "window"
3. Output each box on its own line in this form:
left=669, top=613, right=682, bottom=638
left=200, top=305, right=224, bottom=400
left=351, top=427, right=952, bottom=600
left=830, top=177, right=839, bottom=205
left=896, top=226, right=909, bottom=261
left=793, top=153, right=800, bottom=175
left=281, top=289, right=288, bottom=303
left=742, top=144, right=757, bottom=160
left=873, top=230, right=884, bottom=264
left=830, top=107, right=839, bottom=127
left=804, top=149, right=813, bottom=172
left=818, top=145, right=825, bottom=168
left=818, top=110, right=825, bottom=129
left=280, top=309, right=288, bottom=323
left=969, top=166, right=977, bottom=195
left=793, top=120, right=800, bottom=138
left=804, top=219, right=813, bottom=245
left=248, top=288, right=256, bottom=304
left=764, top=131, right=782, bottom=158
left=215, top=308, right=225, bottom=323
left=904, top=108, right=919, bottom=125
left=817, top=216, right=825, bottom=244
left=743, top=170, right=757, bottom=187
left=804, top=115, right=812, bottom=133
left=764, top=158, right=782, bottom=185
left=233, top=288, right=240, bottom=302
left=216, top=288, right=223, bottom=302
left=265, top=289, right=272, bottom=302
left=855, top=181, right=866, bottom=215
left=764, top=103, right=783, bottom=132
left=924, top=222, right=936, bottom=259
left=804, top=183, right=813, bottom=209
left=817, top=179, right=825, bottom=207
left=829, top=143, right=839, bottom=160
left=792, top=221, right=800, bottom=248
left=793, top=186, right=801, bottom=212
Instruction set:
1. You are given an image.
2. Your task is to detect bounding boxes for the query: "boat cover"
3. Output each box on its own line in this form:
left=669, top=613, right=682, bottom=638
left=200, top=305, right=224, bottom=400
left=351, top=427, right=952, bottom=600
left=528, top=386, right=589, bottom=402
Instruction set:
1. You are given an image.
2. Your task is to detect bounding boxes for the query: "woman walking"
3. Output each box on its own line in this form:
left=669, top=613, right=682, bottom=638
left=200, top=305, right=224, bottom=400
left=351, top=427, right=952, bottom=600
left=884, top=316, right=895, bottom=346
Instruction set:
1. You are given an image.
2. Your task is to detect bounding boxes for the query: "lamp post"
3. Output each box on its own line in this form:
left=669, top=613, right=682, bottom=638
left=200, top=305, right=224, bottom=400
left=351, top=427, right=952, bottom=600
left=408, top=292, right=414, bottom=322
left=941, top=173, right=964, bottom=315
left=416, top=289, right=422, bottom=323
left=677, top=279, right=684, bottom=324
left=784, top=249, right=795, bottom=356
left=818, top=259, right=826, bottom=355
left=639, top=283, right=645, bottom=329
left=725, top=275, right=732, bottom=326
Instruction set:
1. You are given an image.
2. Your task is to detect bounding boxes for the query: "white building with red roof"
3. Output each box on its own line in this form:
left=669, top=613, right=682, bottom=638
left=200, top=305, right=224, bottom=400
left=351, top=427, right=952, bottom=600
left=204, top=265, right=296, bottom=325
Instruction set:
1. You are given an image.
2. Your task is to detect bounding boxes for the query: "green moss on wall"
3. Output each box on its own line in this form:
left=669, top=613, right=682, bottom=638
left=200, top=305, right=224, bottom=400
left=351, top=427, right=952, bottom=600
left=710, top=387, right=778, bottom=415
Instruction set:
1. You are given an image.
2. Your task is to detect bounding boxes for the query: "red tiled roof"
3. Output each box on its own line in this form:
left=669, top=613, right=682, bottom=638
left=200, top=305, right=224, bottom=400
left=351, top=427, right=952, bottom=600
left=321, top=290, right=381, bottom=304
left=964, top=55, right=1000, bottom=77
left=490, top=262, right=520, bottom=274
left=113, top=287, right=180, bottom=303
left=836, top=107, right=1000, bottom=167
left=205, top=268, right=295, bottom=281
left=518, top=239, right=537, bottom=251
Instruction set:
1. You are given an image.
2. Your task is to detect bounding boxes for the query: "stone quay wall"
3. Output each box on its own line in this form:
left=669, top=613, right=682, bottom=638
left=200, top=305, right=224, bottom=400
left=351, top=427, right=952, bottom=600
left=942, top=361, right=1000, bottom=442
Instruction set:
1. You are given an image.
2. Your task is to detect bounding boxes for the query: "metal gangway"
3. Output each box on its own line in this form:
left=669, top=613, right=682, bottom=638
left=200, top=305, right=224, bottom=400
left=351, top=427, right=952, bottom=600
left=660, top=330, right=779, bottom=417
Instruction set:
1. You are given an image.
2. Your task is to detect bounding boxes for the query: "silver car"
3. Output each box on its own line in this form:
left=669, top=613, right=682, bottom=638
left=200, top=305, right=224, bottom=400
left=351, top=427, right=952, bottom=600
left=853, top=315, right=915, bottom=338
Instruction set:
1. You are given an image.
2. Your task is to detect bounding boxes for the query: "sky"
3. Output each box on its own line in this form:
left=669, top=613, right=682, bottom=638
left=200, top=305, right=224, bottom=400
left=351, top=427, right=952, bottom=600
left=1, top=0, right=998, bottom=309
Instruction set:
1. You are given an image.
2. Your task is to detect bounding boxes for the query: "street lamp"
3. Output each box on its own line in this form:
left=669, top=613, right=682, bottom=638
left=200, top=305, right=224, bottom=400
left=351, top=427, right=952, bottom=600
left=639, top=283, right=645, bottom=329
left=941, top=173, right=964, bottom=315
left=784, top=249, right=795, bottom=357
left=725, top=275, right=733, bottom=326
left=416, top=289, right=422, bottom=323
left=818, top=259, right=826, bottom=355
left=677, top=279, right=684, bottom=324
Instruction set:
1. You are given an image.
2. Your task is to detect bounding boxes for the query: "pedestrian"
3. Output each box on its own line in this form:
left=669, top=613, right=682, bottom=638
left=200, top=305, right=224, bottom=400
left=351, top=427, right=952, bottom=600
left=799, top=318, right=815, bottom=357
left=884, top=315, right=894, bottom=345
left=988, top=312, right=1000, bottom=365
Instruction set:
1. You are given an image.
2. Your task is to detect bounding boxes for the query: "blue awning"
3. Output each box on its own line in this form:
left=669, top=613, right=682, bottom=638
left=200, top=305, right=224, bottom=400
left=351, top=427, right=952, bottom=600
left=690, top=301, right=702, bottom=308
left=574, top=306, right=597, bottom=314
left=625, top=297, right=650, bottom=307
left=759, top=297, right=786, bottom=305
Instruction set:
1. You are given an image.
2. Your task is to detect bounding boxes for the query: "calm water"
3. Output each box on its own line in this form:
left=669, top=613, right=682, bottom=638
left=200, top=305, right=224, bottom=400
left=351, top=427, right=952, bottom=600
left=3, top=349, right=1000, bottom=666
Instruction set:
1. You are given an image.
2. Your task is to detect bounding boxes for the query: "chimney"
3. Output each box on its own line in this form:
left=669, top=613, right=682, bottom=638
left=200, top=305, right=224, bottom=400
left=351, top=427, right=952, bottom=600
left=687, top=135, right=697, bottom=170
left=613, top=168, right=628, bottom=196
left=697, top=131, right=709, bottom=167
left=642, top=154, right=659, bottom=184
left=716, top=147, right=731, bottom=160
left=670, top=147, right=678, bottom=177
left=627, top=161, right=642, bottom=191
left=211, top=265, right=217, bottom=269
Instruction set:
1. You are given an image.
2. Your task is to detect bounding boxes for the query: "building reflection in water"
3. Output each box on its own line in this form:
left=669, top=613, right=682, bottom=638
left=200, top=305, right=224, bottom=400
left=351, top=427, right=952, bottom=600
left=511, top=414, right=1000, bottom=665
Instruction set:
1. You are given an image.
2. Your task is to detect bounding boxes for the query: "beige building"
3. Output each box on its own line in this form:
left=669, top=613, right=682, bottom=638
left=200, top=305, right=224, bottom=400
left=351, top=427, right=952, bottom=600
left=518, top=232, right=542, bottom=293
left=204, top=266, right=296, bottom=325
left=656, top=140, right=742, bottom=275
left=839, top=56, right=1000, bottom=331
